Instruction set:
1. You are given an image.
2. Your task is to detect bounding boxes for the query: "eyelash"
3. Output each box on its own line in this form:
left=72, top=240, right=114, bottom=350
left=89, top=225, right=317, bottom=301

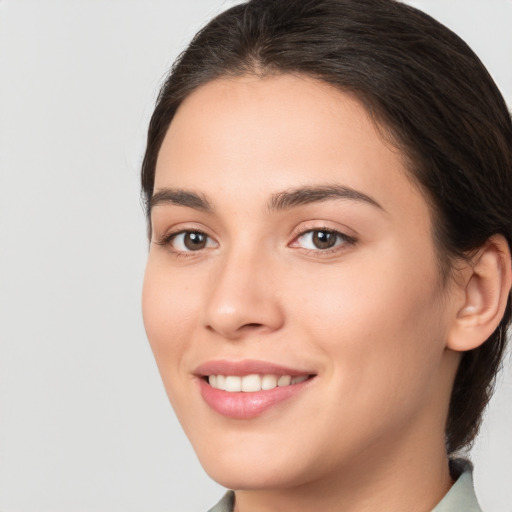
left=155, top=229, right=216, bottom=258
left=291, top=228, right=357, bottom=255
left=156, top=227, right=357, bottom=257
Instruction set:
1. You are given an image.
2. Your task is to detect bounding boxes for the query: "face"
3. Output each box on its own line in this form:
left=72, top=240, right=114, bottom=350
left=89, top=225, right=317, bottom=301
left=142, top=74, right=460, bottom=491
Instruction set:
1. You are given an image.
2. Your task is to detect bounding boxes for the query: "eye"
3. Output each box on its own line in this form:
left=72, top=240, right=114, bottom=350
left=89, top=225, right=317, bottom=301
left=295, top=229, right=353, bottom=251
left=166, top=231, right=217, bottom=252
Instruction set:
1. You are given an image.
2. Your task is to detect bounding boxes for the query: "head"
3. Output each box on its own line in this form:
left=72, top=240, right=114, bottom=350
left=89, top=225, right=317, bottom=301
left=141, top=0, right=512, bottom=479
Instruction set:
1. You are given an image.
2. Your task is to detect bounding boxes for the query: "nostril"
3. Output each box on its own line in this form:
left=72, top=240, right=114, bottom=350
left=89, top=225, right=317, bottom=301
left=245, top=323, right=263, bottom=329
left=205, top=322, right=263, bottom=336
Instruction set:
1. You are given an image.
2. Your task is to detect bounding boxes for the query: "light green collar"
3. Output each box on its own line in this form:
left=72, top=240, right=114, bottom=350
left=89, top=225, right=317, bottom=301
left=432, top=459, right=481, bottom=512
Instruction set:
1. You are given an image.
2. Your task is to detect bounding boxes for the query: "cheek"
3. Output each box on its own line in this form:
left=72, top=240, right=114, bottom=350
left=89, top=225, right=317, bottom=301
left=141, top=259, right=199, bottom=369
left=290, top=245, right=448, bottom=407
left=141, top=261, right=206, bottom=423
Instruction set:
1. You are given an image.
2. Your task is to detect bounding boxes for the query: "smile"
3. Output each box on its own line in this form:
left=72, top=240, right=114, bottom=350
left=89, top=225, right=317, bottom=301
left=196, top=360, right=315, bottom=419
left=208, top=374, right=309, bottom=392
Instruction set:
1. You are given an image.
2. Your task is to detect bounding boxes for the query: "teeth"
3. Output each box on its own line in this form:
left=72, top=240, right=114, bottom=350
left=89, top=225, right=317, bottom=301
left=208, top=374, right=310, bottom=392
left=277, top=375, right=291, bottom=387
left=261, top=375, right=277, bottom=390
left=225, top=376, right=242, bottom=392
left=241, top=374, right=261, bottom=392
left=216, top=375, right=226, bottom=390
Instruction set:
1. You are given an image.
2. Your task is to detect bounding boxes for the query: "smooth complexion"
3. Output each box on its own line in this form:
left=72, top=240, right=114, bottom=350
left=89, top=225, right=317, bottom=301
left=142, top=74, right=493, bottom=512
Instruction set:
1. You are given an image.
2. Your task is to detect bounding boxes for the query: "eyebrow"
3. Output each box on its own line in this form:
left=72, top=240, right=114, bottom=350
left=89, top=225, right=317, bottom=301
left=268, top=184, right=384, bottom=212
left=149, top=184, right=384, bottom=215
left=149, top=188, right=212, bottom=213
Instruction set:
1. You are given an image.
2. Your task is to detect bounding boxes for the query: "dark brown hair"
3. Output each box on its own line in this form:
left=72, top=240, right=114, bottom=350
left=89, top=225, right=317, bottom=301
left=141, top=0, right=512, bottom=453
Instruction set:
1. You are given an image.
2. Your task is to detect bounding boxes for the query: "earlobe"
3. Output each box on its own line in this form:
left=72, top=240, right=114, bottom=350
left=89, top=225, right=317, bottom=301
left=447, top=235, right=512, bottom=352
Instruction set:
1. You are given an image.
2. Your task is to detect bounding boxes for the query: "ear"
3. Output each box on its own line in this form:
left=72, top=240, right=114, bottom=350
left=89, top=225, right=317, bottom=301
left=447, top=235, right=512, bottom=352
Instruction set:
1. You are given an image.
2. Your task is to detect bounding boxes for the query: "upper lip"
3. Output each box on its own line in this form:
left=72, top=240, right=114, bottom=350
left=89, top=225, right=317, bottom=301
left=194, top=359, right=315, bottom=377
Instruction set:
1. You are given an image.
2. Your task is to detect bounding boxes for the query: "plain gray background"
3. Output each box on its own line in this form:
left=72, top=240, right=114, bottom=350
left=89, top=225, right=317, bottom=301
left=0, top=1, right=511, bottom=511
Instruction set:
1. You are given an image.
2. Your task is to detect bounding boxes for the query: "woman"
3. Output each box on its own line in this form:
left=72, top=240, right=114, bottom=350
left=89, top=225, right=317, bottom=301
left=140, top=0, right=512, bottom=510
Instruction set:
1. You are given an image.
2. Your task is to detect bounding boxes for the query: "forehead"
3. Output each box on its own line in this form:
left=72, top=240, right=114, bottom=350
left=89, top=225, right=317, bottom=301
left=155, top=74, right=428, bottom=224
left=160, top=75, right=385, bottom=174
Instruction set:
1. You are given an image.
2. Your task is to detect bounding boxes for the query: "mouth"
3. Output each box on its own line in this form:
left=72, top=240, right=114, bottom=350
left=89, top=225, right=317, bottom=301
left=195, top=360, right=316, bottom=419
left=206, top=373, right=310, bottom=392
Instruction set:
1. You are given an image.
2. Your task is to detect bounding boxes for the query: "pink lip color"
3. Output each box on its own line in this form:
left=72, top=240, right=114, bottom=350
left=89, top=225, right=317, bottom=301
left=195, top=359, right=311, bottom=377
left=195, top=360, right=314, bottom=420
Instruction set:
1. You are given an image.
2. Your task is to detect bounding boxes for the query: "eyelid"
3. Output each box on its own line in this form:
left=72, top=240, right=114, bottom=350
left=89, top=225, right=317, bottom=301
left=153, top=219, right=215, bottom=243
left=154, top=226, right=219, bottom=255
left=289, top=224, right=357, bottom=254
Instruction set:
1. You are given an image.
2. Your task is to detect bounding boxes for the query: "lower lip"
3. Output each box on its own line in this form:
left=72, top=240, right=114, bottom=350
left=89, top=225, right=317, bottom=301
left=198, top=378, right=312, bottom=419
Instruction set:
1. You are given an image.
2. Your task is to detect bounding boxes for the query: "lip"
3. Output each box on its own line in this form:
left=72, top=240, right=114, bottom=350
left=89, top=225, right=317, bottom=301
left=195, top=359, right=315, bottom=420
left=195, top=359, right=312, bottom=377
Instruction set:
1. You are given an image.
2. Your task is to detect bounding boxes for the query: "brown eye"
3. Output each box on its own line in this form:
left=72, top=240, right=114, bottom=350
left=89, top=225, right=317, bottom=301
left=295, top=229, right=353, bottom=251
left=183, top=232, right=207, bottom=250
left=312, top=230, right=337, bottom=249
left=168, top=231, right=217, bottom=252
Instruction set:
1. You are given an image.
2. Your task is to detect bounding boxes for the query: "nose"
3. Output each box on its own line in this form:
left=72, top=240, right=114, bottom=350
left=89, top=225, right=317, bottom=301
left=203, top=246, right=285, bottom=340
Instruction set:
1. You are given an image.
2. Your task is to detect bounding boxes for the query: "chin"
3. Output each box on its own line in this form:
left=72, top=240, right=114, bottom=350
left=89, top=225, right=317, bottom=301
left=190, top=431, right=312, bottom=490
left=202, top=457, right=305, bottom=491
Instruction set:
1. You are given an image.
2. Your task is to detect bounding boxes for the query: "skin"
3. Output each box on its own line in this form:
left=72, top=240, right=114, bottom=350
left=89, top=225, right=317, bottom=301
left=142, top=74, right=470, bottom=512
